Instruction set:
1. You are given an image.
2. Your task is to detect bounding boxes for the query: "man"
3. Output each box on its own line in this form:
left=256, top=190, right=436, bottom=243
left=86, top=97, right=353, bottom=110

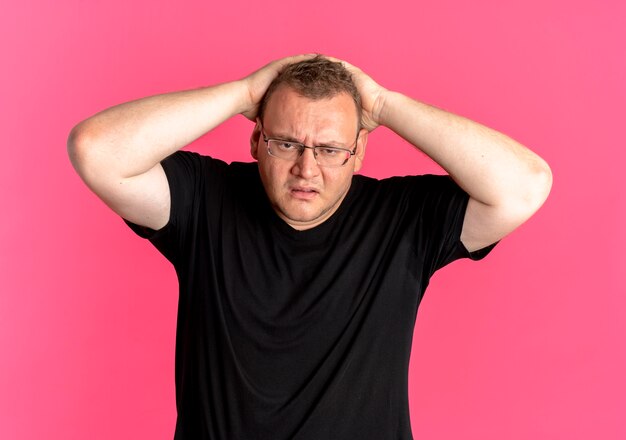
left=68, top=55, right=552, bottom=439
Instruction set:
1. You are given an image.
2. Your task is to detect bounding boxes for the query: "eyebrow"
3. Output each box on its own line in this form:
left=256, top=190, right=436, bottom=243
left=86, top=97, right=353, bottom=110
left=266, top=132, right=348, bottom=149
left=269, top=133, right=301, bottom=143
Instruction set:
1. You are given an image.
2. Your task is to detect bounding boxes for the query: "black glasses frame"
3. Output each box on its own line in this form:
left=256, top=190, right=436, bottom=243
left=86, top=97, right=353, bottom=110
left=260, top=124, right=358, bottom=168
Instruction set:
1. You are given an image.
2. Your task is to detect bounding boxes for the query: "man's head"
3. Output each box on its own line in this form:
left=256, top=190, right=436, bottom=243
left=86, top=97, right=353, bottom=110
left=257, top=55, right=363, bottom=128
left=250, top=55, right=368, bottom=231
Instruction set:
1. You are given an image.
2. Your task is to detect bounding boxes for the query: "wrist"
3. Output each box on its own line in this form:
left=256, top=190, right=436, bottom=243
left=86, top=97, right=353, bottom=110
left=232, top=79, right=254, bottom=115
left=373, top=88, right=393, bottom=127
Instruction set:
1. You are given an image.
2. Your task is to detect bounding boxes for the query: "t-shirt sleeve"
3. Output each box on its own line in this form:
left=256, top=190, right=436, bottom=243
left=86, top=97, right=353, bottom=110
left=123, top=151, right=227, bottom=265
left=410, top=174, right=497, bottom=278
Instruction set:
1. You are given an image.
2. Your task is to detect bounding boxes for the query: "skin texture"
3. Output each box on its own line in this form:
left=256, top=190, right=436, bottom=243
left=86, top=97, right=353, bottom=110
left=67, top=55, right=313, bottom=231
left=68, top=54, right=551, bottom=252
left=334, top=58, right=552, bottom=252
left=250, top=85, right=368, bottom=230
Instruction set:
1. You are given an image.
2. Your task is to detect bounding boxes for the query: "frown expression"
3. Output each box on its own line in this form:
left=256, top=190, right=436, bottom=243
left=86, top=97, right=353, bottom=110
left=251, top=85, right=368, bottom=230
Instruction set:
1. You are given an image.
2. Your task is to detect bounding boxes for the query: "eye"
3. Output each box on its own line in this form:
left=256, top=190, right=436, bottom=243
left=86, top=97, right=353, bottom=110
left=276, top=141, right=298, bottom=151
left=317, top=147, right=342, bottom=157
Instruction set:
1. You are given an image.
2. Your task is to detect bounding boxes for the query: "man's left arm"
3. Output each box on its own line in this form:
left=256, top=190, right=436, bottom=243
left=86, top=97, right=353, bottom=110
left=342, top=60, right=553, bottom=252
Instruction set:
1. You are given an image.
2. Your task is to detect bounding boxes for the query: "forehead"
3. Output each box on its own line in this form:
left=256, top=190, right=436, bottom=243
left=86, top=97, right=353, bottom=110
left=263, top=85, right=359, bottom=141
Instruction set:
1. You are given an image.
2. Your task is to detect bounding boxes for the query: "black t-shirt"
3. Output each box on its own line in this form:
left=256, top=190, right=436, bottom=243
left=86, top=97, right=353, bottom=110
left=126, top=151, right=494, bottom=440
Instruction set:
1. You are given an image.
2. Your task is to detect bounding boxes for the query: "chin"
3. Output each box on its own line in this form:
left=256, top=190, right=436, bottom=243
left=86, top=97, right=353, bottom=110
left=282, top=210, right=321, bottom=224
left=278, top=205, right=326, bottom=226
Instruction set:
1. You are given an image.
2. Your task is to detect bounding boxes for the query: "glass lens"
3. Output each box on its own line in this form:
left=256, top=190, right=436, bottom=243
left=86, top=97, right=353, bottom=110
left=315, top=147, right=350, bottom=167
left=267, top=139, right=351, bottom=167
left=268, top=140, right=301, bottom=160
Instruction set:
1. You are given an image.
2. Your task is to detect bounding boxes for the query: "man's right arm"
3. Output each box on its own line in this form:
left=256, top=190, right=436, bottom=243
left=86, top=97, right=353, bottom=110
left=67, top=55, right=310, bottom=230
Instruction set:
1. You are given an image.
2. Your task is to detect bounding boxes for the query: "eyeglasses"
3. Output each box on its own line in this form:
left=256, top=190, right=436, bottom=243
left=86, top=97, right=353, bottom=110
left=261, top=125, right=358, bottom=168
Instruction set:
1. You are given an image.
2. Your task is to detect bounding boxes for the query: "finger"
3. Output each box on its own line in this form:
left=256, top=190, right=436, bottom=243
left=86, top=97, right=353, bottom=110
left=272, top=53, right=317, bottom=69
left=322, top=55, right=357, bottom=71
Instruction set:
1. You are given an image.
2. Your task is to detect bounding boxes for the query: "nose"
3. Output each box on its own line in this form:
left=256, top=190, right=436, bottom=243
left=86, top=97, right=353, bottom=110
left=291, top=146, right=320, bottom=179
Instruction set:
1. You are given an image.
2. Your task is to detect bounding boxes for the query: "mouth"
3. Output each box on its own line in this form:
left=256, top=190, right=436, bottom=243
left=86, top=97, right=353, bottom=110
left=290, top=186, right=319, bottom=200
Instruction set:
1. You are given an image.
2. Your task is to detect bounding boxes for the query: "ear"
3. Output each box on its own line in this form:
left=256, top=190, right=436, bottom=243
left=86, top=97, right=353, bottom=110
left=353, top=128, right=368, bottom=173
left=250, top=118, right=262, bottom=160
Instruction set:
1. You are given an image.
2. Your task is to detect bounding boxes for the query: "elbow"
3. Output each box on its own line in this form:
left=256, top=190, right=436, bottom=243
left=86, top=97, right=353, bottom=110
left=67, top=121, right=90, bottom=171
left=67, top=120, right=105, bottom=183
left=530, top=157, right=553, bottom=210
left=68, top=117, right=106, bottom=166
left=499, top=157, right=553, bottom=223
left=514, top=157, right=553, bottom=221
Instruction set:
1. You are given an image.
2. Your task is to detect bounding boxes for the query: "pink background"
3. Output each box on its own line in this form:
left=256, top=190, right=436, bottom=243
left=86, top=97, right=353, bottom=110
left=1, top=0, right=624, bottom=438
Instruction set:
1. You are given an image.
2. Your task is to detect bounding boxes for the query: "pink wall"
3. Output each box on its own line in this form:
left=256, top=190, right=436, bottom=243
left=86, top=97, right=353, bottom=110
left=1, top=0, right=624, bottom=438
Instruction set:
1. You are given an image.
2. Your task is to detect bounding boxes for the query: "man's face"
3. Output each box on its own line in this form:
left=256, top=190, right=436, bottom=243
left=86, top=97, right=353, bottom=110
left=251, top=85, right=368, bottom=230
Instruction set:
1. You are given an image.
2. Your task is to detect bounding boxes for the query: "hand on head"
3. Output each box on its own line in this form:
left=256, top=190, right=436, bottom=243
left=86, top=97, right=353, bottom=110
left=241, top=54, right=316, bottom=121
left=322, top=56, right=388, bottom=132
left=241, top=54, right=388, bottom=132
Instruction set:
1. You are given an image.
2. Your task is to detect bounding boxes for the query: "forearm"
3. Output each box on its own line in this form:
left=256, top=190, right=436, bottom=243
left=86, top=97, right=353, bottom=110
left=378, top=91, right=552, bottom=210
left=68, top=80, right=249, bottom=179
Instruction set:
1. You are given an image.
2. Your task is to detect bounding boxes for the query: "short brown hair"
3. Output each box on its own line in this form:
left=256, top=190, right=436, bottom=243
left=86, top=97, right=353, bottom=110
left=258, top=55, right=362, bottom=127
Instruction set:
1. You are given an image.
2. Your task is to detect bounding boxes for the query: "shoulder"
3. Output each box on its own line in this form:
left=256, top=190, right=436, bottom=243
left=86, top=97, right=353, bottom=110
left=162, top=150, right=229, bottom=174
left=353, top=173, right=462, bottom=200
left=162, top=151, right=258, bottom=185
